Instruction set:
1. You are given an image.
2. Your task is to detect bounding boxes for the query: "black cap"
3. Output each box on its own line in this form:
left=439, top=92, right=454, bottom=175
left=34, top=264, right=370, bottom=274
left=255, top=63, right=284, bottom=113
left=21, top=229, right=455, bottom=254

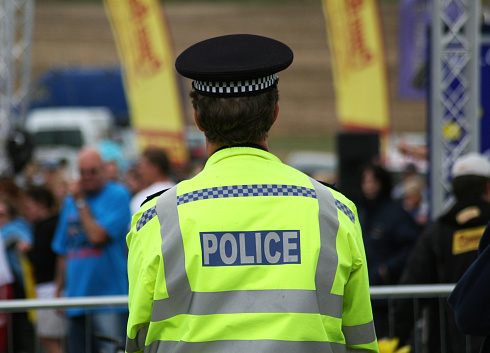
left=175, top=34, right=294, bottom=97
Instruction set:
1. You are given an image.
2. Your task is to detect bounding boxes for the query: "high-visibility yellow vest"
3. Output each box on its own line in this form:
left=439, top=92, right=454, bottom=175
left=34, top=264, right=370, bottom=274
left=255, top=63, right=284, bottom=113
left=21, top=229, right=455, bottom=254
left=126, top=146, right=379, bottom=353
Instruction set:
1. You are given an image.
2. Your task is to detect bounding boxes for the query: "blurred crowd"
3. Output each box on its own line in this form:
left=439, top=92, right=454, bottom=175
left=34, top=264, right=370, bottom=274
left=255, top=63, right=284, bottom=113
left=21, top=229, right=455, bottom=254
left=0, top=140, right=205, bottom=353
left=354, top=152, right=490, bottom=353
left=0, top=138, right=489, bottom=353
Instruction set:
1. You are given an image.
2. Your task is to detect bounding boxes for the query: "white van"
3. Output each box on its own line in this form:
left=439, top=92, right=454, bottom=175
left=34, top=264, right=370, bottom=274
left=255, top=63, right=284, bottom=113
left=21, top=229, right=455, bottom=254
left=25, top=107, right=115, bottom=179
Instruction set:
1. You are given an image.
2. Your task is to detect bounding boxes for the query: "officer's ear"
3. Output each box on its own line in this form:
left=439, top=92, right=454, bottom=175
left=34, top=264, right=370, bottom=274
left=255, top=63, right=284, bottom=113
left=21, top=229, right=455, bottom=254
left=194, top=110, right=205, bottom=132
left=272, top=103, right=279, bottom=125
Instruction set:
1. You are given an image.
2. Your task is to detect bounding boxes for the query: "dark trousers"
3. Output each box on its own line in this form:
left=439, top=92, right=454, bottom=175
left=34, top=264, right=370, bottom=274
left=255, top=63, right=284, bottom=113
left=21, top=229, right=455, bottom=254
left=67, top=311, right=128, bottom=353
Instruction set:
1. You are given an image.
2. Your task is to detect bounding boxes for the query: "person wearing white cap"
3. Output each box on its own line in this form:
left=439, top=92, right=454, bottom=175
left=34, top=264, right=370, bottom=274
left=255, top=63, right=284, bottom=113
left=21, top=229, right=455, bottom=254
left=451, top=151, right=490, bottom=180
left=448, top=153, right=490, bottom=353
left=393, top=152, right=490, bottom=353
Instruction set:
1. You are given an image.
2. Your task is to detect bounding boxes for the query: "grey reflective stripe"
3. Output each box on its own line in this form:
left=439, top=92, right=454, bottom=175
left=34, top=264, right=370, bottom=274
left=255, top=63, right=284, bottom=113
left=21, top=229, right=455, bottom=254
left=154, top=186, right=192, bottom=308
left=125, top=324, right=149, bottom=353
left=312, top=180, right=377, bottom=348
left=309, top=178, right=343, bottom=319
left=151, top=289, right=342, bottom=321
left=143, top=339, right=346, bottom=353
left=126, top=187, right=188, bottom=353
left=343, top=320, right=377, bottom=346
left=152, top=289, right=321, bottom=322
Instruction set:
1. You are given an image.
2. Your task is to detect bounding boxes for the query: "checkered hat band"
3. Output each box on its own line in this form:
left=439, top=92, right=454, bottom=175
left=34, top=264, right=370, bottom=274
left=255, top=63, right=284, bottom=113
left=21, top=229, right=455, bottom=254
left=192, top=74, right=278, bottom=95
left=177, top=184, right=316, bottom=206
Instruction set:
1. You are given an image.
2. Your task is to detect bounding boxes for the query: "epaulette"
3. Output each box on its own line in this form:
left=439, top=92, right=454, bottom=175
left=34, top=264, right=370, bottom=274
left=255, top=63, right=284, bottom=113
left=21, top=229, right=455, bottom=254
left=140, top=188, right=170, bottom=207
left=315, top=180, right=340, bottom=192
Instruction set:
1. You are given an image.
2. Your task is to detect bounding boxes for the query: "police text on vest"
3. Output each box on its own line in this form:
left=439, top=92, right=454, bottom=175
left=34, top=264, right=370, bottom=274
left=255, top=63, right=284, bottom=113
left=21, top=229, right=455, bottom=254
left=200, top=230, right=301, bottom=266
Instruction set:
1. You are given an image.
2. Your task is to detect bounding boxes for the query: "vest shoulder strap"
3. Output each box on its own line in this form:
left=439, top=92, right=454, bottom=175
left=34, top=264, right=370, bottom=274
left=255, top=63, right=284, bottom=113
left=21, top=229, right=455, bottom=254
left=141, top=188, right=170, bottom=207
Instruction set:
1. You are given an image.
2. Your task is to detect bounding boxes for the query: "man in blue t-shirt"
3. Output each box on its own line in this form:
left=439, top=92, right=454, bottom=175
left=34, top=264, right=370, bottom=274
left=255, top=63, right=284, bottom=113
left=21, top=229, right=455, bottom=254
left=52, top=147, right=131, bottom=353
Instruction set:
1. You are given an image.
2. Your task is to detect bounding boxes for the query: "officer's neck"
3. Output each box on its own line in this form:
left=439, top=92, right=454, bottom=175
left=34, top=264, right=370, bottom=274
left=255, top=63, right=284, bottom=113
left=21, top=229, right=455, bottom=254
left=206, top=139, right=269, bottom=157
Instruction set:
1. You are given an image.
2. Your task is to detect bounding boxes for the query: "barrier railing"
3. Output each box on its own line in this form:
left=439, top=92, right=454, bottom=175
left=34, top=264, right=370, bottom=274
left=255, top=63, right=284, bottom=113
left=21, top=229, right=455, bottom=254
left=0, top=295, right=128, bottom=312
left=370, top=284, right=455, bottom=299
left=0, top=284, right=456, bottom=312
left=0, top=284, right=472, bottom=353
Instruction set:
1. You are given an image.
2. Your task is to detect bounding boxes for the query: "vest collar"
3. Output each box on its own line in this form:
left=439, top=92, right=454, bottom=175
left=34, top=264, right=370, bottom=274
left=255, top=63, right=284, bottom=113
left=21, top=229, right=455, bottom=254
left=205, top=144, right=281, bottom=168
left=215, top=143, right=268, bottom=153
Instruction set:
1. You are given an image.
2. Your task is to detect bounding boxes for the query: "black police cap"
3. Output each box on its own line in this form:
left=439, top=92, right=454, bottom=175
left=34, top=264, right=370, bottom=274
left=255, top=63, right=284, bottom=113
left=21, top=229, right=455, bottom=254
left=175, top=34, right=293, bottom=97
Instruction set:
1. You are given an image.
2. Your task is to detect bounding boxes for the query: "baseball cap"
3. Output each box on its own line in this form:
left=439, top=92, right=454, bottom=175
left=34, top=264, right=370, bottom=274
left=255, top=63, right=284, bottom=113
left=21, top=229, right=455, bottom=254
left=451, top=152, right=490, bottom=179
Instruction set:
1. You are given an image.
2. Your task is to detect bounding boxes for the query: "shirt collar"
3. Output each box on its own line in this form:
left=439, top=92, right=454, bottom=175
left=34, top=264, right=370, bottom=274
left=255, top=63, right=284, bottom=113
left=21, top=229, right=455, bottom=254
left=215, top=143, right=268, bottom=153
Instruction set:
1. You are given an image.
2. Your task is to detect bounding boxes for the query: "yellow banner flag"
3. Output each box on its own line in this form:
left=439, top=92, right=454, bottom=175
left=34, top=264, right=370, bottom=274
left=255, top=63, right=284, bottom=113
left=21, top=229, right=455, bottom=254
left=322, top=0, right=390, bottom=132
left=104, top=0, right=188, bottom=167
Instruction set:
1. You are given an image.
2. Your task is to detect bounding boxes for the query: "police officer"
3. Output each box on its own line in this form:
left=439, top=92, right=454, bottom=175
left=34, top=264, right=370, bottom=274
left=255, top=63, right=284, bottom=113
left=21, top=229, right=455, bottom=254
left=126, top=34, right=379, bottom=353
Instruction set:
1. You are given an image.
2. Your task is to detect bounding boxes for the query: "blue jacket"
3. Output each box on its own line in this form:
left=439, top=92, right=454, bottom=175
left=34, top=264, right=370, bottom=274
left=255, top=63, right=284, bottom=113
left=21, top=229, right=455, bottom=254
left=357, top=196, right=420, bottom=285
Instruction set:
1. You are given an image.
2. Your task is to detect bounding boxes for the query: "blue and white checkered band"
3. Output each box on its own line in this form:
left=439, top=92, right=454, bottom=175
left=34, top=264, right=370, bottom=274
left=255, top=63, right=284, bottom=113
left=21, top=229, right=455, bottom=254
left=192, top=74, right=278, bottom=96
left=335, top=199, right=356, bottom=224
left=177, top=184, right=317, bottom=206
left=136, top=206, right=157, bottom=231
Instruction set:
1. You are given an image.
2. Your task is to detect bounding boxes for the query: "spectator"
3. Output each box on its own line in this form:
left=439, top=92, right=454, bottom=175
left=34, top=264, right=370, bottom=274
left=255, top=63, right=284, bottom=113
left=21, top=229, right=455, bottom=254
left=0, top=178, right=22, bottom=208
left=394, top=152, right=490, bottom=353
left=98, top=139, right=126, bottom=182
left=24, top=186, right=65, bottom=353
left=40, top=160, right=69, bottom=210
left=52, top=147, right=131, bottom=353
left=400, top=175, right=428, bottom=228
left=123, top=164, right=145, bottom=197
left=357, top=163, right=420, bottom=338
left=392, top=163, right=419, bottom=200
left=0, top=227, right=13, bottom=353
left=130, top=147, right=175, bottom=214
left=0, top=198, right=35, bottom=353
left=448, top=221, right=490, bottom=353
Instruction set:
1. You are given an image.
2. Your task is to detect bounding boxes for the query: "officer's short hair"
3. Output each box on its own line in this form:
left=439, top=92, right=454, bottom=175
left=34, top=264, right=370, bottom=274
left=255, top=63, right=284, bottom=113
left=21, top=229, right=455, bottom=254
left=190, top=87, right=279, bottom=146
left=142, top=147, right=170, bottom=175
left=452, top=175, right=490, bottom=201
left=176, top=34, right=292, bottom=146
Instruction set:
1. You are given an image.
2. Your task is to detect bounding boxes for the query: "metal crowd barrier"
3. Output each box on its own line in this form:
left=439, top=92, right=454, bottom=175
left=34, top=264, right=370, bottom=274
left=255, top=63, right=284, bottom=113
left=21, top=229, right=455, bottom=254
left=370, top=284, right=455, bottom=299
left=0, top=295, right=128, bottom=312
left=0, top=284, right=455, bottom=312
left=0, top=284, right=472, bottom=353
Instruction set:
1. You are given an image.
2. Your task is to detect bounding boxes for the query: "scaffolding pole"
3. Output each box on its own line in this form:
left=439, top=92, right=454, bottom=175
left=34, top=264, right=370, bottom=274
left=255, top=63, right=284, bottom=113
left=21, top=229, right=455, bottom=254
left=430, top=0, right=481, bottom=219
